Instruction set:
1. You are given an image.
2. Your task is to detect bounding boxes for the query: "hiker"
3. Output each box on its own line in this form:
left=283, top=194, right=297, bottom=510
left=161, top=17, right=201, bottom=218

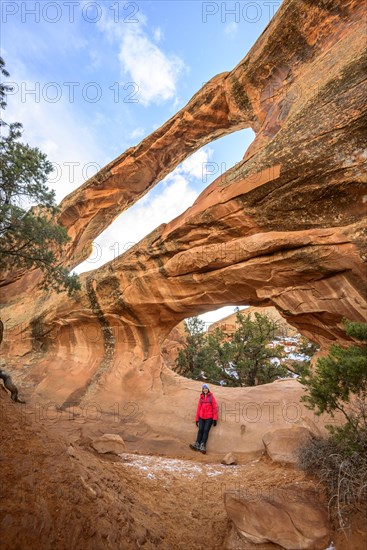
left=190, top=383, right=218, bottom=454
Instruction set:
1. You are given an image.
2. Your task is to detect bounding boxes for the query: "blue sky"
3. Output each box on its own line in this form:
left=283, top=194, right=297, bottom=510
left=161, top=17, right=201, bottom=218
left=1, top=0, right=281, bottom=323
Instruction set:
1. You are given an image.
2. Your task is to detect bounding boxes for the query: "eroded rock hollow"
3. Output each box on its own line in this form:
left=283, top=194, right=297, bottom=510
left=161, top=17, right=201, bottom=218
left=0, top=0, right=366, bottom=454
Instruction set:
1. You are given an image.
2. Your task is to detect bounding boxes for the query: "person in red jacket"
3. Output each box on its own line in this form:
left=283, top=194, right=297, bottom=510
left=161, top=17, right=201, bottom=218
left=189, top=384, right=218, bottom=454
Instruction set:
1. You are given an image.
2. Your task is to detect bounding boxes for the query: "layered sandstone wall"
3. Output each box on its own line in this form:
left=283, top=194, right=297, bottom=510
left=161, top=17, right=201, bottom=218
left=0, top=0, right=366, bottom=452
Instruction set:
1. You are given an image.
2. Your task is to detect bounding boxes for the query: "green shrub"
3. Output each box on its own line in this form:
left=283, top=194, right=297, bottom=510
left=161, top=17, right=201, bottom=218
left=298, top=320, right=367, bottom=530
left=298, top=436, right=367, bottom=530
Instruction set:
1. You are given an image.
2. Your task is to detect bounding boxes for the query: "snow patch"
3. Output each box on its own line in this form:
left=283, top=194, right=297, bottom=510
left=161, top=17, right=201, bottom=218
left=119, top=453, right=239, bottom=481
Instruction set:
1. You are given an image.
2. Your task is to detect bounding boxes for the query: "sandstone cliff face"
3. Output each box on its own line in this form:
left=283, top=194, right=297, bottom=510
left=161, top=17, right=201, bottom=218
left=209, top=306, right=298, bottom=338
left=161, top=321, right=186, bottom=371
left=0, top=0, right=366, bottom=454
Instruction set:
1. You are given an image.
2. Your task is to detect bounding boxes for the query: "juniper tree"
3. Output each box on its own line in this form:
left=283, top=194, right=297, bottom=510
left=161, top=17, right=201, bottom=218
left=0, top=57, right=80, bottom=294
left=300, top=319, right=367, bottom=450
left=176, top=310, right=291, bottom=386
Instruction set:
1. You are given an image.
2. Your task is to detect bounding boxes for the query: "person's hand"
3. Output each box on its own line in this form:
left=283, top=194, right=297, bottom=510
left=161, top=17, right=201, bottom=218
left=196, top=421, right=199, bottom=427
left=213, top=420, right=217, bottom=427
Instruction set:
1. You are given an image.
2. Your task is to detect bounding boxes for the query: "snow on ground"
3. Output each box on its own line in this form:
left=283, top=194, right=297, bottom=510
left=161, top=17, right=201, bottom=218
left=118, top=453, right=250, bottom=481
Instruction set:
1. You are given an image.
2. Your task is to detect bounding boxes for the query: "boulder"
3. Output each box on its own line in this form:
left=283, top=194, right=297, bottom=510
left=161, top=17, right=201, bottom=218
left=224, top=484, right=329, bottom=549
left=263, top=426, right=313, bottom=464
left=221, top=453, right=238, bottom=465
left=299, top=415, right=322, bottom=437
left=92, top=434, right=126, bottom=455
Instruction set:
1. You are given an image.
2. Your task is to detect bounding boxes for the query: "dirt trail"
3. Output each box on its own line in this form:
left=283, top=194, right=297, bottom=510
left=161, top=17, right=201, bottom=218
left=0, top=390, right=365, bottom=550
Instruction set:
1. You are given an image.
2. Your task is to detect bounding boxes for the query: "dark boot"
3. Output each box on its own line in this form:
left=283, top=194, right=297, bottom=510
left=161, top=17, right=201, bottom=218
left=199, top=443, right=206, bottom=454
left=189, top=441, right=200, bottom=451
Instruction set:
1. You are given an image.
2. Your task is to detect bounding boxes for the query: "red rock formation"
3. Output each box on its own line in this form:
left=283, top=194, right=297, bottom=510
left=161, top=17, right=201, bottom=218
left=262, top=426, right=314, bottom=464
left=208, top=306, right=298, bottom=338
left=224, top=484, right=329, bottom=549
left=0, top=0, right=366, bottom=456
left=161, top=321, right=186, bottom=371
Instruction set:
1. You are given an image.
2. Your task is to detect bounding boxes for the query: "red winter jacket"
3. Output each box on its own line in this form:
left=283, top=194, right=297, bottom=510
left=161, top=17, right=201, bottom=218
left=196, top=392, right=218, bottom=421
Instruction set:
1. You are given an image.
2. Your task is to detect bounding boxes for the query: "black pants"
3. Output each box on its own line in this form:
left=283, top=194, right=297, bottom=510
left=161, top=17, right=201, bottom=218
left=196, top=417, right=213, bottom=445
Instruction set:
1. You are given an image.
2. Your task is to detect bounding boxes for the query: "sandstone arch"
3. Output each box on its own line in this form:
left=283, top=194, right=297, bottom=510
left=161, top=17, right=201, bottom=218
left=0, top=0, right=366, bottom=454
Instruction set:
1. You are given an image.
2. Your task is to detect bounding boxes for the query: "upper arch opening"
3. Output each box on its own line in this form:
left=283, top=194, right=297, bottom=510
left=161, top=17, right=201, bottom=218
left=74, top=128, right=255, bottom=274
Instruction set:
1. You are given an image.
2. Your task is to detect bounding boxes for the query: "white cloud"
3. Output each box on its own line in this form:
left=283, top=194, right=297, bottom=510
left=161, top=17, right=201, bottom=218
left=74, top=146, right=214, bottom=273
left=130, top=127, right=146, bottom=139
left=41, top=139, right=59, bottom=157
left=172, top=97, right=183, bottom=111
left=74, top=172, right=198, bottom=273
left=87, top=49, right=102, bottom=70
left=5, top=68, right=107, bottom=203
left=224, top=22, right=239, bottom=35
left=180, top=148, right=214, bottom=179
left=153, top=27, right=164, bottom=42
left=118, top=26, right=185, bottom=106
left=96, top=6, right=185, bottom=106
left=95, top=4, right=148, bottom=38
